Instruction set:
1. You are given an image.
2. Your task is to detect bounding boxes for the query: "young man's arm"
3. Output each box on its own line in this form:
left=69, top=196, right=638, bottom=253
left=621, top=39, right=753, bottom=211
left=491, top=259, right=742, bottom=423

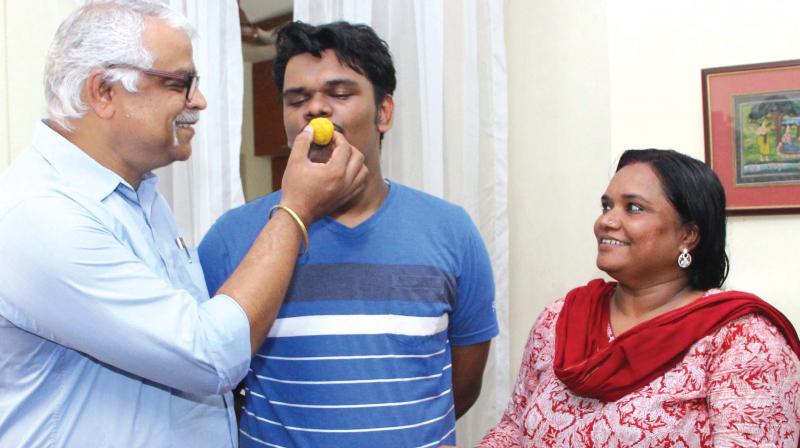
left=452, top=341, right=492, bottom=418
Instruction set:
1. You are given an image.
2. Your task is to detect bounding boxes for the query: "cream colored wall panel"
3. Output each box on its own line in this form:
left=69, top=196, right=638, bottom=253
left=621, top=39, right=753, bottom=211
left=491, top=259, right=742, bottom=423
left=505, top=0, right=800, bottom=390
left=506, top=0, right=610, bottom=375
left=4, top=1, right=77, bottom=165
left=606, top=0, right=800, bottom=325
left=727, top=216, right=800, bottom=322
left=1, top=0, right=10, bottom=172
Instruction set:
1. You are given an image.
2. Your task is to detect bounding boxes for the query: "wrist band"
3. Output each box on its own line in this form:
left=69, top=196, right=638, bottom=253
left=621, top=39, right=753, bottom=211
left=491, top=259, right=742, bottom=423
left=269, top=204, right=309, bottom=255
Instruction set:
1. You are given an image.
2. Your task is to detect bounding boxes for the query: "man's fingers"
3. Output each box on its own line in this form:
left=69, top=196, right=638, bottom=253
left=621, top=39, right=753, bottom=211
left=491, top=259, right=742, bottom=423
left=288, top=126, right=314, bottom=161
left=342, top=144, right=365, bottom=182
left=348, top=164, right=369, bottom=199
left=352, top=165, right=369, bottom=193
left=325, top=131, right=354, bottom=169
left=338, top=167, right=368, bottom=207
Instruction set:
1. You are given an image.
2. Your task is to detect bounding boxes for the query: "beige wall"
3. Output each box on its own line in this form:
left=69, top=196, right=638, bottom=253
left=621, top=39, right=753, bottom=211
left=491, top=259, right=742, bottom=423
left=0, top=1, right=79, bottom=171
left=605, top=1, right=800, bottom=327
left=0, top=2, right=272, bottom=202
left=505, top=0, right=611, bottom=378
left=1, top=0, right=7, bottom=171
left=506, top=0, right=800, bottom=379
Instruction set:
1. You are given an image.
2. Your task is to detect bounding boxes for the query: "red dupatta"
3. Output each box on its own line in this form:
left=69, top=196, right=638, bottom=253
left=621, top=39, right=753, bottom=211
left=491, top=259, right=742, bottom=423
left=554, top=279, right=800, bottom=403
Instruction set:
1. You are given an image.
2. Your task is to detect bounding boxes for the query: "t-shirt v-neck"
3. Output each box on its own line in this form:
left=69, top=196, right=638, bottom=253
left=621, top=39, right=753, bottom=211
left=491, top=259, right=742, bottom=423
left=316, top=179, right=395, bottom=237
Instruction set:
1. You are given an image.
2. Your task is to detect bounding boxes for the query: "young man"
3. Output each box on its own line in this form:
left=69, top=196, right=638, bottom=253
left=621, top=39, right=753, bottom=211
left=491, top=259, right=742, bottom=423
left=0, top=3, right=365, bottom=446
left=199, top=21, right=498, bottom=447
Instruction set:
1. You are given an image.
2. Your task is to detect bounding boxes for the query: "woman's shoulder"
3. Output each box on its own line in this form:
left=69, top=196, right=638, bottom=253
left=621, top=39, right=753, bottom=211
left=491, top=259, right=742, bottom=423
left=706, top=312, right=800, bottom=365
left=516, top=300, right=565, bottom=364
left=519, top=300, right=565, bottom=348
left=715, top=312, right=792, bottom=342
left=534, top=300, right=566, bottom=330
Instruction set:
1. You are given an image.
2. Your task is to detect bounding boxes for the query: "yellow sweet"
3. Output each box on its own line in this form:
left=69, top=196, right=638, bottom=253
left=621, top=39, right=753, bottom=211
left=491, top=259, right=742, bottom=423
left=309, top=117, right=334, bottom=146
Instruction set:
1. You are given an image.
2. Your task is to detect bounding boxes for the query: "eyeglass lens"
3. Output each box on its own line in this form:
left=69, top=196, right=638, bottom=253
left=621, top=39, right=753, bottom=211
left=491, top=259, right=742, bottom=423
left=187, top=76, right=199, bottom=102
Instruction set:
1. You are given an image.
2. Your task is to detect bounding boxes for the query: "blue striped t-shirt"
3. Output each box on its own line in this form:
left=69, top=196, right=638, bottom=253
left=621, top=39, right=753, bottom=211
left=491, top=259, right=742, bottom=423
left=199, top=181, right=498, bottom=447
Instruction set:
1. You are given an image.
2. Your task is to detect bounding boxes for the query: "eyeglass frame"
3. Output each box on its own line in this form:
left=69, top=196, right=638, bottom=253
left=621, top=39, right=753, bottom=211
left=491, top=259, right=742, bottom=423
left=106, top=63, right=199, bottom=102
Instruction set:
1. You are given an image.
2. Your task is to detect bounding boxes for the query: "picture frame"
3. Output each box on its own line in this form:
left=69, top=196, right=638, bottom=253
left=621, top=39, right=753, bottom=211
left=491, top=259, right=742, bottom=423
left=702, top=59, right=800, bottom=215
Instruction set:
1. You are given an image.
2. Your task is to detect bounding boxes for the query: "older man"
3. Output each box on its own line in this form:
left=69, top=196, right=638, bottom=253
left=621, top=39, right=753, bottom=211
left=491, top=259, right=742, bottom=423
left=0, top=2, right=366, bottom=447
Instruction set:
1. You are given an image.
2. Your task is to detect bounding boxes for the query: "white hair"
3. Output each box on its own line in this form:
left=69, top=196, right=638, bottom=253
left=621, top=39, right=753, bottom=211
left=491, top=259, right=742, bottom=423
left=44, top=0, right=196, bottom=130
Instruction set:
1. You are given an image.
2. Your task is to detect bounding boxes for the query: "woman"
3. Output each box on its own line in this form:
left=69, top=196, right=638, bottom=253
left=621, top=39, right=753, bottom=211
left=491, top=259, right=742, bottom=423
left=479, top=149, right=800, bottom=447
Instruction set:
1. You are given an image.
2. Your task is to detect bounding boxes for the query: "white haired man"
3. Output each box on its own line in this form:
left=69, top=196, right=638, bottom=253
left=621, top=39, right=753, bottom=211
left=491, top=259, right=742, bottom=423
left=0, top=1, right=366, bottom=446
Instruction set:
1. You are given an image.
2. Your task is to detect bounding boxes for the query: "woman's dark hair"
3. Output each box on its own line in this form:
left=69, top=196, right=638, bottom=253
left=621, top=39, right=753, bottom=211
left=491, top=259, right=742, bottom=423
left=617, top=149, right=729, bottom=290
left=272, top=21, right=397, bottom=109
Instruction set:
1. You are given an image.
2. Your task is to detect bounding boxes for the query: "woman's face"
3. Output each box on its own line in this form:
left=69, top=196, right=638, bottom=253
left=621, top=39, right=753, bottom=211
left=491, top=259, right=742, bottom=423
left=593, top=163, right=694, bottom=285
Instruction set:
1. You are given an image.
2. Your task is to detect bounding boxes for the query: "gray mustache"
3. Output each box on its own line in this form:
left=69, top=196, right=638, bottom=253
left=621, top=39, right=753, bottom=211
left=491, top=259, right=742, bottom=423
left=174, top=111, right=199, bottom=124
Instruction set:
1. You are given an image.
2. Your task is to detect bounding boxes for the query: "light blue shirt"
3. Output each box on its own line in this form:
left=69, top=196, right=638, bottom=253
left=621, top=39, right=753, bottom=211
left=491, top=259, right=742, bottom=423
left=0, top=121, right=251, bottom=447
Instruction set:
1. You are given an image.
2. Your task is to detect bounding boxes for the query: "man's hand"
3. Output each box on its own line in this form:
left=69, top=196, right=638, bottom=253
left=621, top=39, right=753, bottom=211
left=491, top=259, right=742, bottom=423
left=214, top=126, right=367, bottom=358
left=280, top=126, right=368, bottom=224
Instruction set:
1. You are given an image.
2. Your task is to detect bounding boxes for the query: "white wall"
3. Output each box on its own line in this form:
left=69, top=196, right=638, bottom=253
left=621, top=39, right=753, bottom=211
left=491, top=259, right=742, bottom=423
left=606, top=0, right=800, bottom=325
left=0, top=1, right=79, bottom=171
left=0, top=0, right=7, bottom=171
left=506, top=0, right=800, bottom=380
left=0, top=2, right=271, bottom=202
left=505, top=0, right=611, bottom=376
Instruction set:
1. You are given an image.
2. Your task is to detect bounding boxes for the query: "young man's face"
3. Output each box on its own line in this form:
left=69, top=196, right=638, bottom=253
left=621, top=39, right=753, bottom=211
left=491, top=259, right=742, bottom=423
left=281, top=49, right=393, bottom=164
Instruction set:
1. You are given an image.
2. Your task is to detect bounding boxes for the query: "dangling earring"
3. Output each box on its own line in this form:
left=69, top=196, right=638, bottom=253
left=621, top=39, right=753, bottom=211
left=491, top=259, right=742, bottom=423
left=677, top=248, right=692, bottom=269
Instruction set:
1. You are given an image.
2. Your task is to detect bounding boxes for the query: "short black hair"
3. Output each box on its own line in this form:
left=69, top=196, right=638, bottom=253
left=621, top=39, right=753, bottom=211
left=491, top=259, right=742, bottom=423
left=272, top=21, right=397, bottom=108
left=617, top=149, right=729, bottom=290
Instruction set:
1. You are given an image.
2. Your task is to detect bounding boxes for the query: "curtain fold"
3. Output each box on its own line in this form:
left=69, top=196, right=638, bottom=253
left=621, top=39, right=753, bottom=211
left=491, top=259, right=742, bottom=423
left=155, top=0, right=245, bottom=246
left=294, top=2, right=510, bottom=445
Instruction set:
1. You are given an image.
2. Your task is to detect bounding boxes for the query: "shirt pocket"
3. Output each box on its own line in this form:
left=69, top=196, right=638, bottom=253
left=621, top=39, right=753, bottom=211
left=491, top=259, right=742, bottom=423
left=185, top=247, right=210, bottom=299
left=386, top=274, right=452, bottom=349
left=164, top=242, right=209, bottom=301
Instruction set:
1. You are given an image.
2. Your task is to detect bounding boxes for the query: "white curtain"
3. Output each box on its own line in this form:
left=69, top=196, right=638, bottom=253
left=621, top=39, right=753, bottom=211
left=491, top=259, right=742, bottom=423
left=155, top=0, right=245, bottom=246
left=0, top=1, right=243, bottom=244
left=294, top=1, right=510, bottom=445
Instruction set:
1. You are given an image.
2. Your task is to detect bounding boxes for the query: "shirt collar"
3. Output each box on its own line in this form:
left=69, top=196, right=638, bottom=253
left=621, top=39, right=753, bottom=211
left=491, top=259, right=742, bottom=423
left=32, top=120, right=158, bottom=202
left=134, top=173, right=160, bottom=214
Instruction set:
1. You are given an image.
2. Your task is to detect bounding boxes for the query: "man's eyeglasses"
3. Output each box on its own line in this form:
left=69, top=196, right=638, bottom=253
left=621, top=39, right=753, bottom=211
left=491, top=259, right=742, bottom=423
left=107, top=63, right=199, bottom=102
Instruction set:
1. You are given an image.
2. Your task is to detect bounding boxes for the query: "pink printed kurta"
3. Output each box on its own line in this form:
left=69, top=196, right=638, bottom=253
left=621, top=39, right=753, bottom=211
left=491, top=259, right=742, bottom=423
left=480, top=300, right=800, bottom=448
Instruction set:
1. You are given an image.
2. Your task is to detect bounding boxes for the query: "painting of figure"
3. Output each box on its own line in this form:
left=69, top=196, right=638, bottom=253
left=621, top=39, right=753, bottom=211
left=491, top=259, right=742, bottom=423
left=733, top=91, right=800, bottom=185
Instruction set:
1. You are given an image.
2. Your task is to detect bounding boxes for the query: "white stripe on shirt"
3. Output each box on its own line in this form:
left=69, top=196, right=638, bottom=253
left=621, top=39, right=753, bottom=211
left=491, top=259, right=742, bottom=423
left=241, top=405, right=456, bottom=433
left=253, top=371, right=443, bottom=385
left=249, top=363, right=452, bottom=385
left=246, top=387, right=451, bottom=409
left=416, top=426, right=457, bottom=448
left=239, top=428, right=286, bottom=448
left=267, top=313, right=449, bottom=338
left=256, top=347, right=447, bottom=361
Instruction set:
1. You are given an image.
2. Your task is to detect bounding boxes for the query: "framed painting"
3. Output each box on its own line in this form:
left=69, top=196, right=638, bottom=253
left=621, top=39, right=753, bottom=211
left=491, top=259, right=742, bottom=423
left=702, top=59, right=800, bottom=214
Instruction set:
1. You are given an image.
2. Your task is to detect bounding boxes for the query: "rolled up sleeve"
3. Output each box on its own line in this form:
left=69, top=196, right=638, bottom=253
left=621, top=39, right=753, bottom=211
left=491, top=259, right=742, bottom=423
left=197, top=294, right=251, bottom=392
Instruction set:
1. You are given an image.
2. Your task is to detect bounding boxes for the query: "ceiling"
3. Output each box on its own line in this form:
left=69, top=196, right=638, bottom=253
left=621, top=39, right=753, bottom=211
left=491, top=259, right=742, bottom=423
left=240, top=0, right=292, bottom=23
